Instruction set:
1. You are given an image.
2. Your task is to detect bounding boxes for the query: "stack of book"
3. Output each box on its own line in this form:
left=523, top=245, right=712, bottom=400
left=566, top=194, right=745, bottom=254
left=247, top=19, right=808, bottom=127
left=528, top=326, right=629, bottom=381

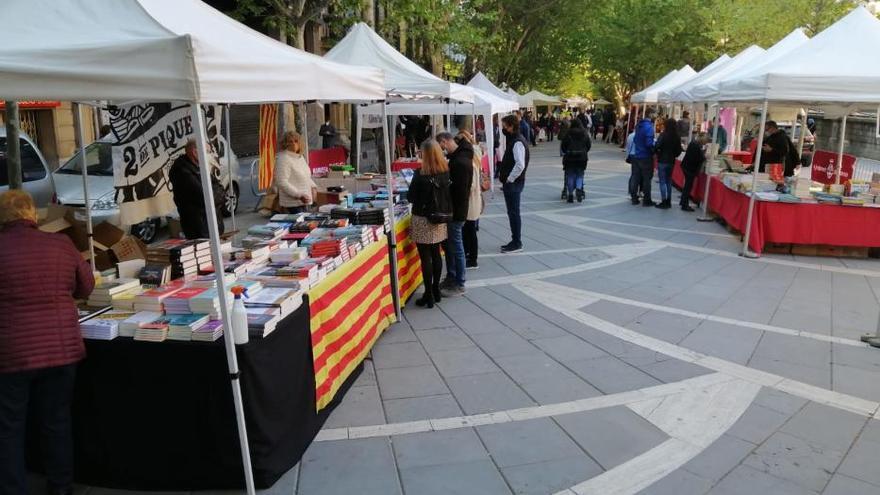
left=247, top=313, right=281, bottom=338
left=189, top=273, right=236, bottom=289
left=111, top=287, right=145, bottom=311
left=247, top=223, right=289, bottom=240
left=146, top=240, right=198, bottom=279
left=270, top=246, right=308, bottom=264
left=167, top=314, right=210, bottom=341
left=138, top=264, right=172, bottom=287
left=119, top=311, right=164, bottom=338
left=133, top=319, right=170, bottom=342
left=244, top=287, right=303, bottom=319
left=132, top=282, right=185, bottom=312
left=81, top=310, right=136, bottom=340
left=86, top=279, right=142, bottom=308
left=192, top=319, right=223, bottom=342
left=163, top=287, right=207, bottom=314
left=309, top=238, right=350, bottom=261
left=189, top=280, right=263, bottom=318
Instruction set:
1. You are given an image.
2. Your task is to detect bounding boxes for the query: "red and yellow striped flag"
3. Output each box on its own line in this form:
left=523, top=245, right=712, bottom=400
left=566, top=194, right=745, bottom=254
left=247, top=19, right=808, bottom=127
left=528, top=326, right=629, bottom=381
left=258, top=104, right=278, bottom=191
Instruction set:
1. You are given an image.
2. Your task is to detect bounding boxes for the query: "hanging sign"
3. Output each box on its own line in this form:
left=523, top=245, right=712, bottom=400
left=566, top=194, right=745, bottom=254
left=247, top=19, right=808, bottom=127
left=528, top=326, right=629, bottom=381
left=107, top=103, right=223, bottom=225
left=811, top=149, right=856, bottom=184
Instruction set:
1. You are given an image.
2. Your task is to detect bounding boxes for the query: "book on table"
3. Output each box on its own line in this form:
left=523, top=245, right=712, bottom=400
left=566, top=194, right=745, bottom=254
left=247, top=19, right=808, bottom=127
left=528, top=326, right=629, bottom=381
left=192, top=319, right=223, bottom=342
left=119, top=311, right=165, bottom=338
left=80, top=310, right=136, bottom=340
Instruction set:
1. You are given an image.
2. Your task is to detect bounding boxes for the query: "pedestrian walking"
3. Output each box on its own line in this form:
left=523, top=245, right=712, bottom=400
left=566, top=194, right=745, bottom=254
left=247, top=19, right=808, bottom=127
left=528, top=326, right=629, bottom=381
left=630, top=108, right=656, bottom=206
left=436, top=132, right=474, bottom=297
left=603, top=108, right=616, bottom=143
left=457, top=131, right=485, bottom=269
left=561, top=119, right=591, bottom=203
left=680, top=133, right=710, bottom=211
left=653, top=118, right=683, bottom=210
left=0, top=190, right=96, bottom=495
left=499, top=115, right=529, bottom=253
left=407, top=140, right=452, bottom=308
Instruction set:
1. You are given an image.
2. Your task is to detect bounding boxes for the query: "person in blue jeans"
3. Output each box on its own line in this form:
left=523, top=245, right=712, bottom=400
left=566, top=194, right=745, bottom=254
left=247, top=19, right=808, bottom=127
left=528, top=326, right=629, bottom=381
left=653, top=118, right=683, bottom=209
left=436, top=132, right=474, bottom=296
left=630, top=109, right=656, bottom=206
left=499, top=115, right=529, bottom=253
left=560, top=118, right=591, bottom=202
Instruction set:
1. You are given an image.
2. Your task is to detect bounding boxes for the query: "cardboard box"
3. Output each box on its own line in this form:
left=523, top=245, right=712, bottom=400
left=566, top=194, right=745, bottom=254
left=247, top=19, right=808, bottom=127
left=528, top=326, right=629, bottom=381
left=110, top=236, right=147, bottom=262
left=314, top=190, right=351, bottom=207
left=92, top=222, right=126, bottom=251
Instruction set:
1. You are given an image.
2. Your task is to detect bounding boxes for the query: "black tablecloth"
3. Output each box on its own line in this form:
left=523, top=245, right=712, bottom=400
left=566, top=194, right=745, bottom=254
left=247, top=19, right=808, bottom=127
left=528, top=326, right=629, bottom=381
left=28, top=301, right=359, bottom=490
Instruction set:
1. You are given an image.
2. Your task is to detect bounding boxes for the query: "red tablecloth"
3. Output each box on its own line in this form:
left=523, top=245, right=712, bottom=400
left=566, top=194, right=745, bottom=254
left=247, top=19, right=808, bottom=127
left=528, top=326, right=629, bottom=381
left=391, top=159, right=421, bottom=172
left=706, top=176, right=880, bottom=254
left=724, top=150, right=753, bottom=165
left=672, top=160, right=707, bottom=203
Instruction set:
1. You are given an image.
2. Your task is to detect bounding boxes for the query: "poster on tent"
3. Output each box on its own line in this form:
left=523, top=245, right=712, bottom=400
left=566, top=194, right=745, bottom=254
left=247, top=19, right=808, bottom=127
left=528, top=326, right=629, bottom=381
left=108, top=103, right=223, bottom=225
left=811, top=150, right=856, bottom=185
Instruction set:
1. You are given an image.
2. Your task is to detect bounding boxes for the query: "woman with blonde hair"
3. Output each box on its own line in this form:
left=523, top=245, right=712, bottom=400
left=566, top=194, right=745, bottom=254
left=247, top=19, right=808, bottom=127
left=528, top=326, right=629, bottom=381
left=406, top=140, right=451, bottom=308
left=274, top=130, right=318, bottom=214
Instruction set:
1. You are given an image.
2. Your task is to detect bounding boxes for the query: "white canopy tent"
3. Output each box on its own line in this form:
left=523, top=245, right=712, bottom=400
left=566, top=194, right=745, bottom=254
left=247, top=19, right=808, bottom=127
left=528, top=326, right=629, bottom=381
left=358, top=84, right=518, bottom=186
left=467, top=72, right=518, bottom=103
left=0, top=2, right=387, bottom=493
left=656, top=54, right=732, bottom=104
left=632, top=66, right=691, bottom=104
left=325, top=22, right=472, bottom=103
left=524, top=90, right=563, bottom=106
left=507, top=88, right=534, bottom=109
left=665, top=47, right=765, bottom=104
left=708, top=7, right=880, bottom=257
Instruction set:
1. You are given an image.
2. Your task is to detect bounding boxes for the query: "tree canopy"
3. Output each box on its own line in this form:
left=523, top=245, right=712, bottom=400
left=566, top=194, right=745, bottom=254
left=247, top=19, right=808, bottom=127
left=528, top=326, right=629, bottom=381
left=227, top=0, right=871, bottom=107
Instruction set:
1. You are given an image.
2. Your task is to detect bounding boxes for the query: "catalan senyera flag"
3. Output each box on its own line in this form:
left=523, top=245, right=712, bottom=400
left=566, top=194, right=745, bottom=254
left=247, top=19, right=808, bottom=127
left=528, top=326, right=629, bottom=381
left=309, top=238, right=396, bottom=411
left=258, top=104, right=278, bottom=191
left=395, top=215, right=422, bottom=303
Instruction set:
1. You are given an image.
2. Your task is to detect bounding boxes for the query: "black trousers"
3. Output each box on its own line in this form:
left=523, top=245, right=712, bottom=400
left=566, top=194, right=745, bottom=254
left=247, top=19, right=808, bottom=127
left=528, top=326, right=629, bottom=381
left=416, top=243, right=443, bottom=298
left=463, top=220, right=478, bottom=263
left=629, top=157, right=654, bottom=204
left=0, top=364, right=76, bottom=495
left=681, top=172, right=697, bottom=206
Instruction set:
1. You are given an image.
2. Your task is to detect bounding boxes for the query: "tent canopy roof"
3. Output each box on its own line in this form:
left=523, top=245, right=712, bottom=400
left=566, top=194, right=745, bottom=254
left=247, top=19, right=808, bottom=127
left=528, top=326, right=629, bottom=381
left=718, top=7, right=880, bottom=106
left=0, top=0, right=385, bottom=103
left=325, top=22, right=472, bottom=102
left=631, top=66, right=692, bottom=103
left=523, top=90, right=562, bottom=106
left=657, top=55, right=731, bottom=103
left=360, top=83, right=518, bottom=116
left=467, top=72, right=518, bottom=103
left=506, top=88, right=533, bottom=108
left=663, top=49, right=764, bottom=103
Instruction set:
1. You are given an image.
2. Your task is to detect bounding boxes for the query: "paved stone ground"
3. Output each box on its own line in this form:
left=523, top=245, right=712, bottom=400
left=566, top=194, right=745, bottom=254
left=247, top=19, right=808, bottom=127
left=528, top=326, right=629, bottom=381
left=60, top=141, right=880, bottom=494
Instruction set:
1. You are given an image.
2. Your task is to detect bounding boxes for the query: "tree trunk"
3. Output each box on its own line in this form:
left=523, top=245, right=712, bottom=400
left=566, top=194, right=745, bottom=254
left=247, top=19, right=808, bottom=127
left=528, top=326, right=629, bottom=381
left=361, top=0, right=375, bottom=26
left=398, top=20, right=408, bottom=53
left=292, top=23, right=306, bottom=50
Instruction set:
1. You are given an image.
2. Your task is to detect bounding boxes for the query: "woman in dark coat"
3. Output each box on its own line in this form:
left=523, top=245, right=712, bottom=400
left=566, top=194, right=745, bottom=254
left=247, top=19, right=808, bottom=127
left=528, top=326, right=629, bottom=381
left=653, top=118, right=684, bottom=209
left=560, top=119, right=592, bottom=203
left=0, top=190, right=95, bottom=495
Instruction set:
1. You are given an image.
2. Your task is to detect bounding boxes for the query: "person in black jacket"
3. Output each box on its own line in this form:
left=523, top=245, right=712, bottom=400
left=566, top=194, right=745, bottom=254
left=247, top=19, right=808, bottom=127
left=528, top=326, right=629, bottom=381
left=680, top=133, right=710, bottom=211
left=758, top=121, right=789, bottom=173
left=653, top=118, right=684, bottom=210
left=168, top=139, right=225, bottom=239
left=499, top=115, right=529, bottom=253
left=406, top=140, right=451, bottom=308
left=436, top=132, right=473, bottom=296
left=560, top=119, right=591, bottom=203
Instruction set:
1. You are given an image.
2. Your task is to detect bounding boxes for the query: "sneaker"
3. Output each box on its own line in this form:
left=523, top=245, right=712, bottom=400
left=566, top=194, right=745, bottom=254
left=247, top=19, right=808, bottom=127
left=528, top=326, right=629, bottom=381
left=466, top=260, right=479, bottom=269
left=440, top=278, right=457, bottom=290
left=501, top=242, right=523, bottom=253
left=631, top=197, right=640, bottom=205
left=442, top=286, right=466, bottom=298
left=642, top=200, right=655, bottom=207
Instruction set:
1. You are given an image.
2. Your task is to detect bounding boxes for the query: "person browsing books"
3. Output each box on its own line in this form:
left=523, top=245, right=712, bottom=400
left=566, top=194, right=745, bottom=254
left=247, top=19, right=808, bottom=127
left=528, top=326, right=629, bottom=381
left=169, top=139, right=226, bottom=239
left=0, top=190, right=95, bottom=495
left=274, top=131, right=318, bottom=214
left=407, top=140, right=452, bottom=308
left=436, top=131, right=473, bottom=297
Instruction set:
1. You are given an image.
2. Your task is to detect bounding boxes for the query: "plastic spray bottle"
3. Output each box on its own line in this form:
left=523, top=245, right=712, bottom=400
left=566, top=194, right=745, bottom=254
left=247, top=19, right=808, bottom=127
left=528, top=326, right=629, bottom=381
left=230, top=286, right=249, bottom=345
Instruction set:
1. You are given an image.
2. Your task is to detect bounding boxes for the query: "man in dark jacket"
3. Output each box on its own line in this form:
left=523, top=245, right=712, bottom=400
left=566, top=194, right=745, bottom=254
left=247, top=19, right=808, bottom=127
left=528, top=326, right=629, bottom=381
left=630, top=108, right=657, bottom=206
left=680, top=133, right=710, bottom=211
left=499, top=115, right=529, bottom=253
left=437, top=132, right=474, bottom=295
left=319, top=120, right=337, bottom=149
left=169, top=139, right=225, bottom=239
left=515, top=110, right=532, bottom=146
left=759, top=120, right=790, bottom=174
left=0, top=190, right=95, bottom=495
left=561, top=119, right=591, bottom=202
left=603, top=108, right=616, bottom=143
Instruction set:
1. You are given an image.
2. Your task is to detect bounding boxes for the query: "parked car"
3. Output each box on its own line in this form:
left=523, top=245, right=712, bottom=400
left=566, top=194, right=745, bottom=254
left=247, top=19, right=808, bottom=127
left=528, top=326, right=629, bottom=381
left=53, top=140, right=240, bottom=244
left=0, top=128, right=55, bottom=206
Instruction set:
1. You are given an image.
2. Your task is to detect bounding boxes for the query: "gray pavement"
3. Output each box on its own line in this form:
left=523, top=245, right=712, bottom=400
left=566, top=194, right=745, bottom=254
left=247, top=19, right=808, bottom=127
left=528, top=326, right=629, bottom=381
left=65, top=140, right=880, bottom=494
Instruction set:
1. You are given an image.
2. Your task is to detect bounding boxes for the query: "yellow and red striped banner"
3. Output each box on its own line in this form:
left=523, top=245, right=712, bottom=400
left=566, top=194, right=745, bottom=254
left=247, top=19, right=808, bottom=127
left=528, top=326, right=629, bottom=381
left=258, top=104, right=278, bottom=191
left=309, top=238, right=397, bottom=411
left=395, top=215, right=423, bottom=303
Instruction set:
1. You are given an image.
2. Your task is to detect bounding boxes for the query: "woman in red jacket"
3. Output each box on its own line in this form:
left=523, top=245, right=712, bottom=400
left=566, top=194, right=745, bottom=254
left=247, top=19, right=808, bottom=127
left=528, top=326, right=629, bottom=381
left=0, top=190, right=95, bottom=495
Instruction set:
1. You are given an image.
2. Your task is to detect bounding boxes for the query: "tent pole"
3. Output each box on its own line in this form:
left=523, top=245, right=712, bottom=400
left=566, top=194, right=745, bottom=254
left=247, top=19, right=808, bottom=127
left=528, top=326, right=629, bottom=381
left=687, top=104, right=694, bottom=143
left=225, top=104, right=236, bottom=231
left=300, top=102, right=310, bottom=157
left=698, top=104, right=721, bottom=222
left=355, top=106, right=363, bottom=174
left=381, top=102, right=401, bottom=318
left=190, top=103, right=256, bottom=495
left=73, top=103, right=96, bottom=272
left=835, top=113, right=848, bottom=185
left=486, top=112, right=495, bottom=193
left=741, top=100, right=769, bottom=258
left=735, top=113, right=744, bottom=152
